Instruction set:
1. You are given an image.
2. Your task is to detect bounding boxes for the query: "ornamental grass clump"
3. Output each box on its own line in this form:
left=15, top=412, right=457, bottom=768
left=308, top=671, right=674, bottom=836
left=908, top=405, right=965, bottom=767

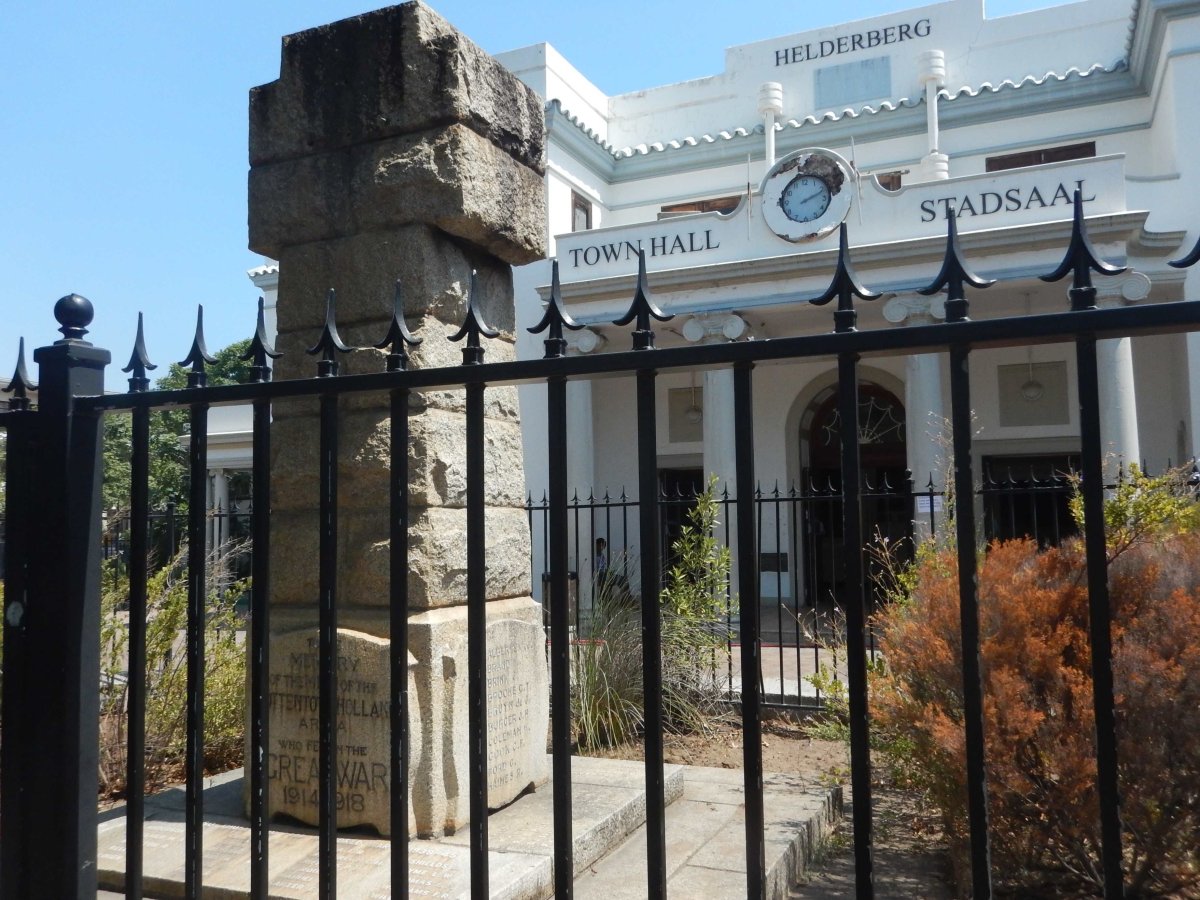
left=873, top=467, right=1200, bottom=897
left=571, top=480, right=737, bottom=751
left=98, top=543, right=248, bottom=798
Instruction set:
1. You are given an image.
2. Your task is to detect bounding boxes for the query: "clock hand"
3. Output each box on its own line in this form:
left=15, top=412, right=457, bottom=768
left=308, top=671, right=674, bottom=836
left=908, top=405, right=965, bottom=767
left=800, top=190, right=824, bottom=204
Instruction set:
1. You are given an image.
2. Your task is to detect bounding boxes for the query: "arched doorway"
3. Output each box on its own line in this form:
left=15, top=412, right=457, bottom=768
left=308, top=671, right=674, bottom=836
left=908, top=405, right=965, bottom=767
left=801, top=383, right=910, bottom=608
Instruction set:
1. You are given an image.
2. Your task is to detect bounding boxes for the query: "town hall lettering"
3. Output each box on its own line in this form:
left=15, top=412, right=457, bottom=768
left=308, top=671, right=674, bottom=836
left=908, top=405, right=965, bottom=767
left=569, top=229, right=720, bottom=268
left=919, top=179, right=1097, bottom=222
left=775, top=18, right=931, bottom=66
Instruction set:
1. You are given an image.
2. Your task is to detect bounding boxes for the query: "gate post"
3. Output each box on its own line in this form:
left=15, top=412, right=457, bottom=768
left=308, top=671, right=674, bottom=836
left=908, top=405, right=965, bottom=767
left=1, top=295, right=109, bottom=899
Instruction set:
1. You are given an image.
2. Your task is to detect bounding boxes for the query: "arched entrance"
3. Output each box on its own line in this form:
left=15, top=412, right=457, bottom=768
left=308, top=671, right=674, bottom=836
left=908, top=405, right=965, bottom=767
left=801, top=383, right=910, bottom=608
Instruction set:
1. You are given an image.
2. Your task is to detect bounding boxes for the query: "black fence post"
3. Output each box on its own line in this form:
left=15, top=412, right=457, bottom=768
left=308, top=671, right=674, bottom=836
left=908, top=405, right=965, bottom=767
left=1, top=295, right=109, bottom=899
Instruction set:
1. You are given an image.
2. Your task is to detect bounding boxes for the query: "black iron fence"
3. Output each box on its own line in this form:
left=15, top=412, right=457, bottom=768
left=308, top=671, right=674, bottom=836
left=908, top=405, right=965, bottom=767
left=2, top=204, right=1199, bottom=899
left=524, top=462, right=1177, bottom=710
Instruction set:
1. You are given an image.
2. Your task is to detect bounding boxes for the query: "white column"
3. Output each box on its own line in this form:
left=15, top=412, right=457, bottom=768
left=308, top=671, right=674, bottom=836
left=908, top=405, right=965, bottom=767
left=884, top=294, right=946, bottom=537
left=916, top=50, right=949, bottom=182
left=758, top=82, right=783, bottom=168
left=211, top=468, right=230, bottom=552
left=905, top=353, right=945, bottom=488
left=565, top=328, right=605, bottom=617
left=1186, top=267, right=1200, bottom=461
left=1095, top=274, right=1148, bottom=477
left=684, top=312, right=749, bottom=604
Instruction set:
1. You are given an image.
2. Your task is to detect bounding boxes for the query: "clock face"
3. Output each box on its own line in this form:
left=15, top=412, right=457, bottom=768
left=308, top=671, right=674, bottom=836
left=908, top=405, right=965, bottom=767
left=780, top=175, right=832, bottom=223
left=760, top=148, right=853, bottom=242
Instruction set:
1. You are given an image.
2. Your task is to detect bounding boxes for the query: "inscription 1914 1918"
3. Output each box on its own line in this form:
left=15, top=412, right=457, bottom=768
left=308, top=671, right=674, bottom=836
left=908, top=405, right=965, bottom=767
left=264, top=628, right=406, bottom=836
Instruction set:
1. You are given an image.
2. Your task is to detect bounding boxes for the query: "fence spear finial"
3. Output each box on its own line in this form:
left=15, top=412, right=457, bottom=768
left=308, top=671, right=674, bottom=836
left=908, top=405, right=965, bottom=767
left=3, top=337, right=36, bottom=410
left=528, top=260, right=583, bottom=359
left=1040, top=190, right=1125, bottom=311
left=449, top=270, right=499, bottom=366
left=809, top=223, right=880, bottom=333
left=306, top=288, right=351, bottom=377
left=240, top=297, right=282, bottom=383
left=121, top=312, right=157, bottom=392
left=1168, top=233, right=1200, bottom=270
left=179, top=305, right=217, bottom=388
left=918, top=209, right=993, bottom=322
left=373, top=281, right=422, bottom=373
left=613, top=250, right=672, bottom=349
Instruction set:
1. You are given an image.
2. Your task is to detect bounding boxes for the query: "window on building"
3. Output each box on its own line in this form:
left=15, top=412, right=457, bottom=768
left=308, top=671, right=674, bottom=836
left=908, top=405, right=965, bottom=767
left=659, top=195, right=742, bottom=218
left=571, top=191, right=592, bottom=232
left=985, top=141, right=1096, bottom=172
left=875, top=171, right=903, bottom=191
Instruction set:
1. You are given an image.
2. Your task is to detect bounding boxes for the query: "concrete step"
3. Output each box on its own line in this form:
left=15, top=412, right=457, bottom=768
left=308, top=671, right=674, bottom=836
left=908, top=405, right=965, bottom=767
left=96, top=756, right=686, bottom=899
left=95, top=759, right=837, bottom=898
left=573, top=767, right=841, bottom=900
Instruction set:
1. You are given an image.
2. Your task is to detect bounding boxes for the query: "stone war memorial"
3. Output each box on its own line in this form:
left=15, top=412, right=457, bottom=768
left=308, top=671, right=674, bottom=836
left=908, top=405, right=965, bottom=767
left=247, top=0, right=549, bottom=837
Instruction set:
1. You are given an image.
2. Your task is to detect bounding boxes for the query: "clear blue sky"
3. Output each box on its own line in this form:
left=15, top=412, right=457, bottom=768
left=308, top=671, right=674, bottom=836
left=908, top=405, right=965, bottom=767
left=2, top=0, right=1072, bottom=389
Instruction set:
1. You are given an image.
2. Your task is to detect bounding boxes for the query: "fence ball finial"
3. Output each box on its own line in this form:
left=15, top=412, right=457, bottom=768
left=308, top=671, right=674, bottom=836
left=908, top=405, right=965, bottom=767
left=54, top=294, right=94, bottom=344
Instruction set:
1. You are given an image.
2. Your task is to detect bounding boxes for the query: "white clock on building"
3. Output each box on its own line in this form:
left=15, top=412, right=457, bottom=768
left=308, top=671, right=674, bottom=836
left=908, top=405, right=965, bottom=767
left=760, top=148, right=854, bottom=242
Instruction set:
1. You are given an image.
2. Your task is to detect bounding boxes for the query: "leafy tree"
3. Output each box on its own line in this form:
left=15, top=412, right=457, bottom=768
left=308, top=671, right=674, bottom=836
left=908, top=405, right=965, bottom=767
left=102, top=338, right=252, bottom=513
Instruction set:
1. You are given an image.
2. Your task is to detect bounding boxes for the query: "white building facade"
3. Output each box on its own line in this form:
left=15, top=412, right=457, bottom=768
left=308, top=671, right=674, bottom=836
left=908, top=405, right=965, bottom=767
left=494, top=0, right=1200, bottom=601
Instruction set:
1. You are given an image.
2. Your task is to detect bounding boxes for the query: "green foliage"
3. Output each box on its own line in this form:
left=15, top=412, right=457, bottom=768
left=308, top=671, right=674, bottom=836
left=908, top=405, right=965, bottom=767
left=101, top=411, right=189, bottom=512
left=153, top=339, right=253, bottom=392
left=572, top=483, right=739, bottom=751
left=660, top=476, right=737, bottom=629
left=99, top=545, right=247, bottom=796
left=101, top=338, right=252, bottom=513
left=1069, top=462, right=1200, bottom=558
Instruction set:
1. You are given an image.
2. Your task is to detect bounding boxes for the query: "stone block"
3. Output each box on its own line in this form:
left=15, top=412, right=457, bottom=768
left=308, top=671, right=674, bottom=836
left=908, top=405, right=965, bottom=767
left=407, top=505, right=532, bottom=608
left=407, top=597, right=548, bottom=835
left=251, top=124, right=546, bottom=265
left=269, top=504, right=531, bottom=611
left=269, top=228, right=517, bottom=371
left=269, top=406, right=526, bottom=511
left=258, top=628, right=419, bottom=836
left=249, top=1, right=544, bottom=173
left=406, top=408, right=527, bottom=508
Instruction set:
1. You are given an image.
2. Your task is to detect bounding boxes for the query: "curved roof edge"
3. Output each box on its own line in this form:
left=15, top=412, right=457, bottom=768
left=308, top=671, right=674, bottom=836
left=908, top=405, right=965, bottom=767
left=549, top=60, right=1130, bottom=166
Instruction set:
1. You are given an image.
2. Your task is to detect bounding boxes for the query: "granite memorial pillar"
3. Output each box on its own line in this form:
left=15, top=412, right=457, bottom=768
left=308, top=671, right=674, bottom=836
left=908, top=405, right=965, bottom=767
left=247, top=1, right=548, bottom=837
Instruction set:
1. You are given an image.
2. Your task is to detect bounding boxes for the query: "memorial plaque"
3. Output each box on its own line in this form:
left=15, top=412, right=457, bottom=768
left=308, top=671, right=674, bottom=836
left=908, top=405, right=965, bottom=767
left=482, top=617, right=549, bottom=807
left=267, top=628, right=412, bottom=835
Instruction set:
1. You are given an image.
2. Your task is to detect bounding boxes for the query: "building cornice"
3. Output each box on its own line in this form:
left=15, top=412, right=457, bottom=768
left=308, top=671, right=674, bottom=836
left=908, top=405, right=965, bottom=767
left=1127, top=0, right=1200, bottom=91
left=550, top=61, right=1142, bottom=185
left=540, top=211, right=1152, bottom=315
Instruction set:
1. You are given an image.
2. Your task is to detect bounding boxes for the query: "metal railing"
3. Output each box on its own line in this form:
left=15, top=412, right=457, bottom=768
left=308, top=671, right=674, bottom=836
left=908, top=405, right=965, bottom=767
left=2, top=203, right=1199, bottom=898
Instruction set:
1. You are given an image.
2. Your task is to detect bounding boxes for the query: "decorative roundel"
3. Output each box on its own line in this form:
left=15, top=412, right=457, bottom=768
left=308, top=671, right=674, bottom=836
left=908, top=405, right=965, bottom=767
left=760, top=148, right=854, bottom=242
